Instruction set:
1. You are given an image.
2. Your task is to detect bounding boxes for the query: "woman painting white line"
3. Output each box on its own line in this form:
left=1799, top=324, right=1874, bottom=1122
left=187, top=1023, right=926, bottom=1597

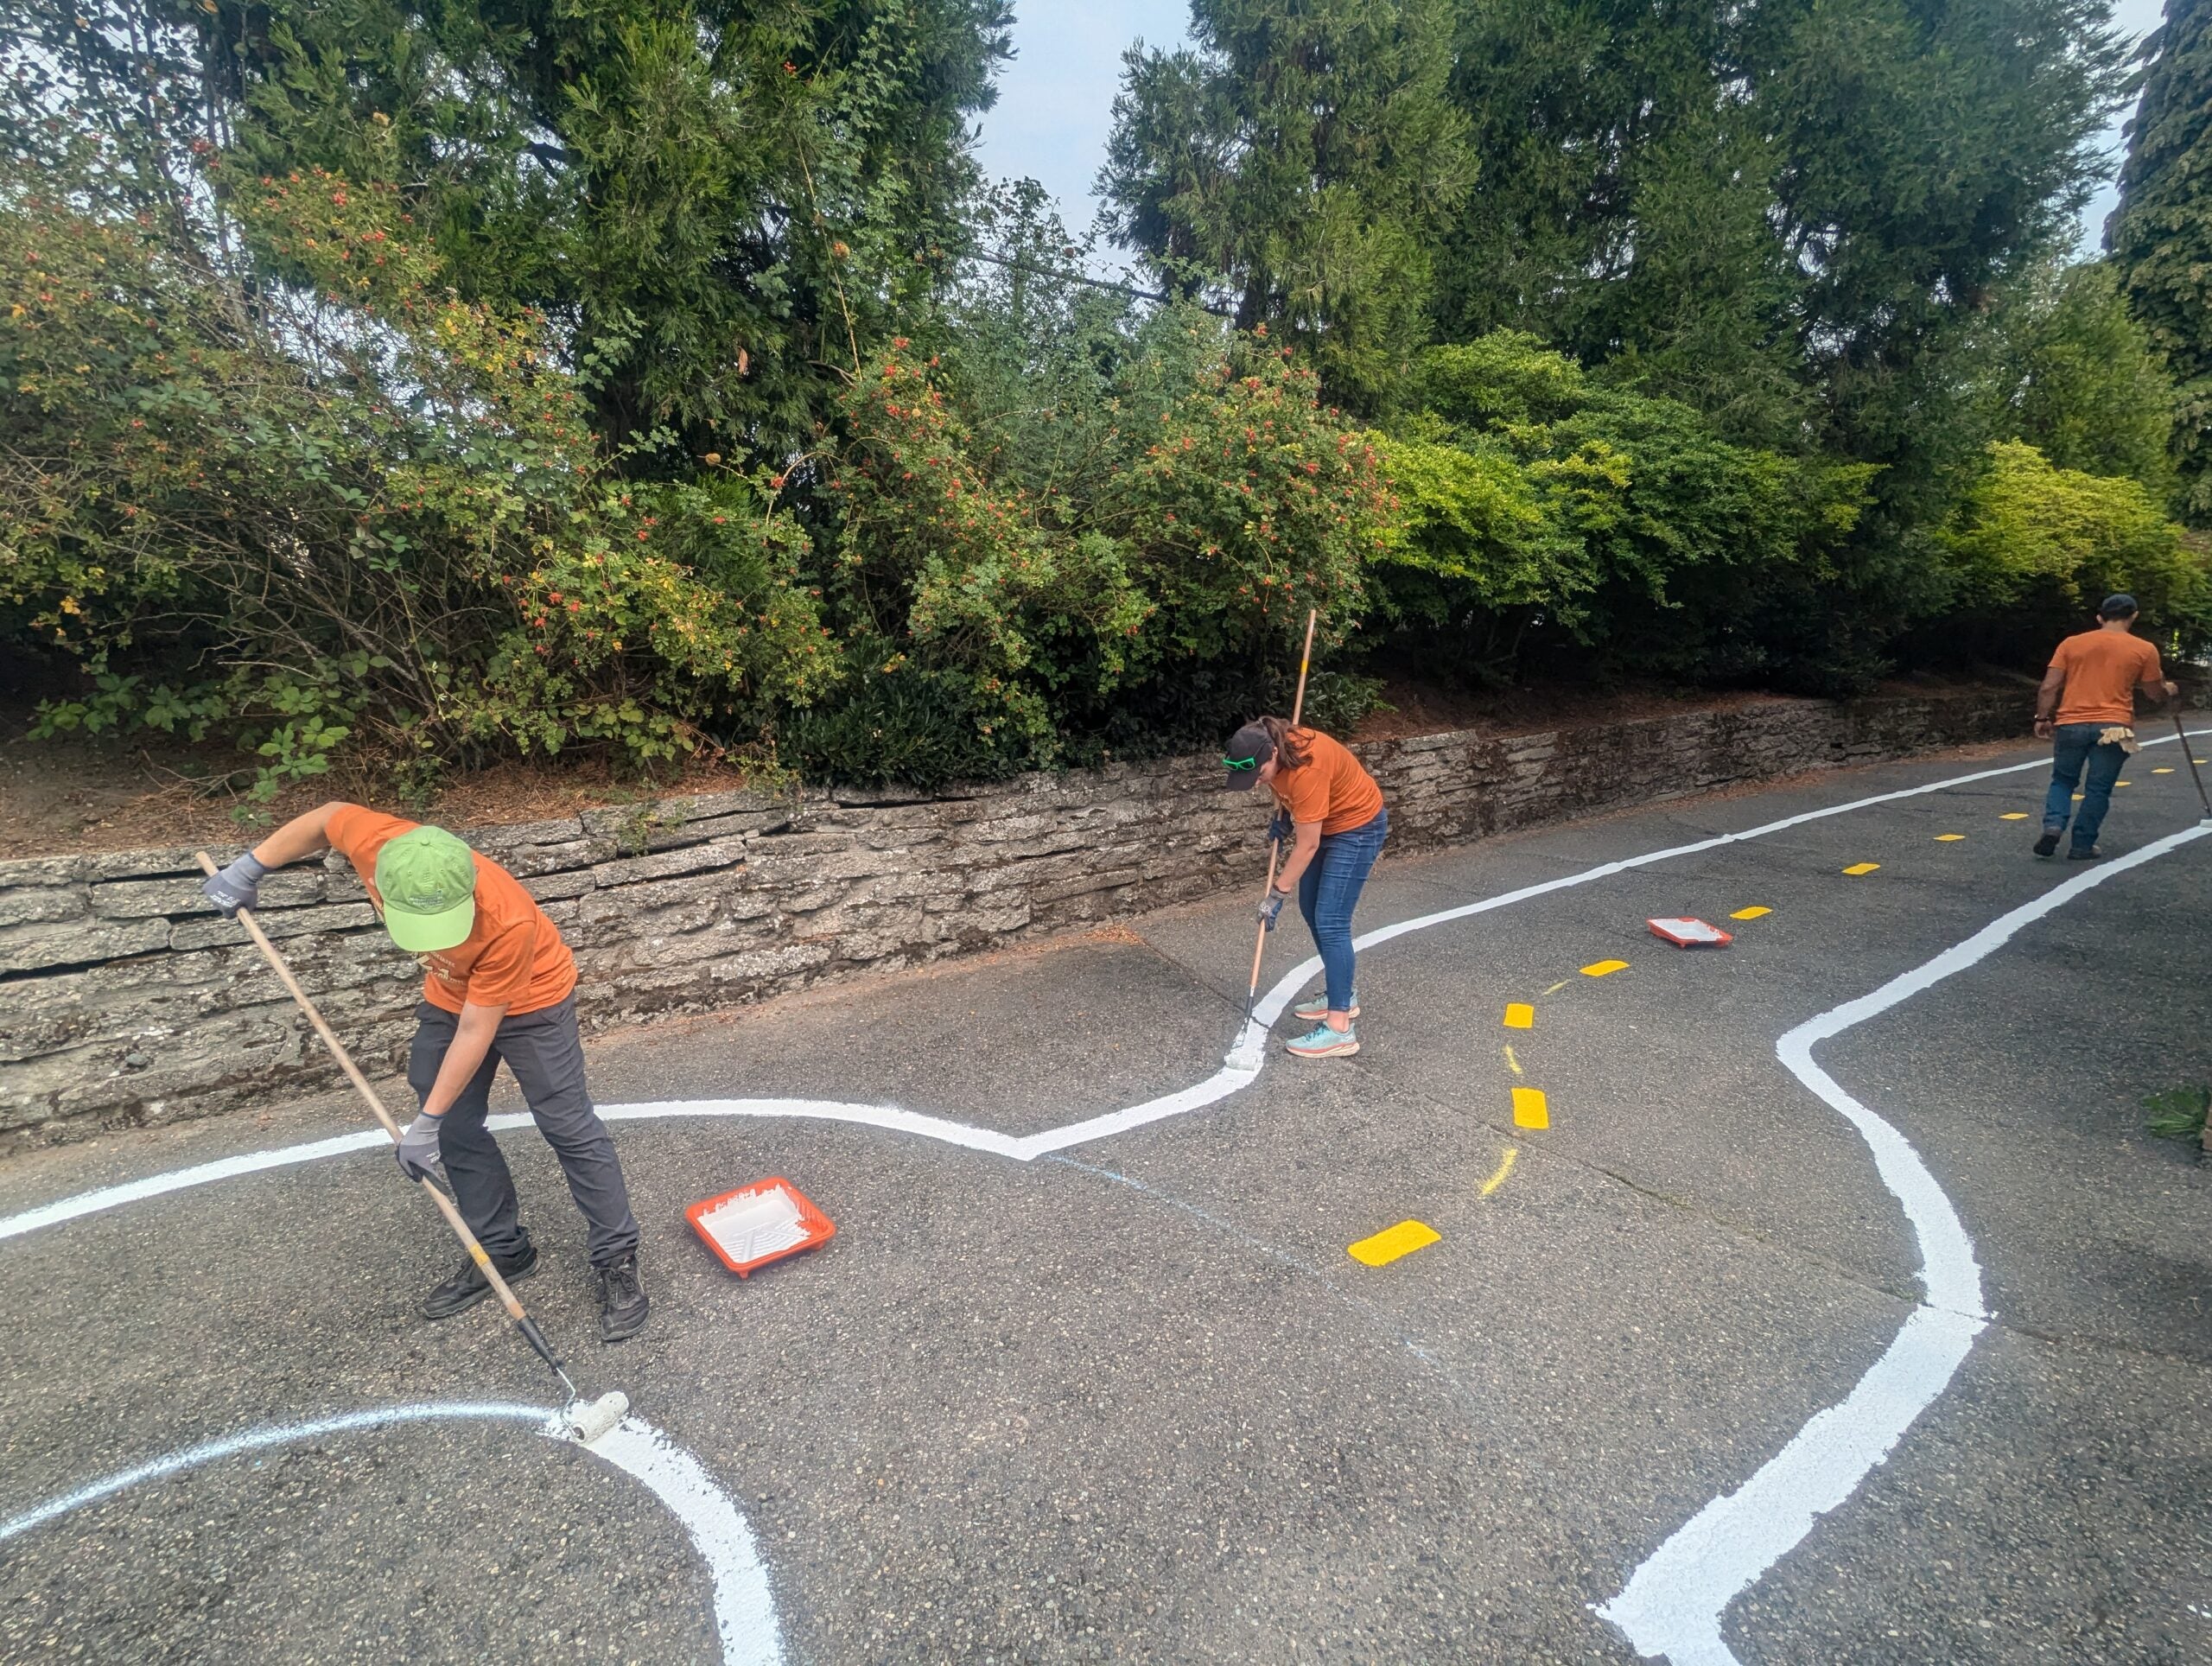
left=1221, top=715, right=1389, bottom=1059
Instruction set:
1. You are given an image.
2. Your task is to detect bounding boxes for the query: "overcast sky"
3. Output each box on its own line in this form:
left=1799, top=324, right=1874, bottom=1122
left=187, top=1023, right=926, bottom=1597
left=970, top=0, right=2171, bottom=264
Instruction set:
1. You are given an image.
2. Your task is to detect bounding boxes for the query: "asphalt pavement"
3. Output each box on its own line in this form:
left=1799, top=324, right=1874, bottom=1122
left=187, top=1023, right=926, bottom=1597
left=2, top=729, right=2208, bottom=1664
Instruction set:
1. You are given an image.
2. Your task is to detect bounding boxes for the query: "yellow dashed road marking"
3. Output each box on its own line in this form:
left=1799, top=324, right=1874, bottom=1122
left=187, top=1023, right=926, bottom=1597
left=1729, top=906, right=1771, bottom=919
left=1842, top=862, right=1880, bottom=875
left=1481, top=1148, right=1518, bottom=1197
left=2116, top=779, right=2132, bottom=787
left=1503, top=1002, right=1534, bottom=1029
left=1999, top=812, right=2030, bottom=820
left=1580, top=959, right=1629, bottom=977
left=2154, top=767, right=2175, bottom=774
left=1512, top=1086, right=1550, bottom=1129
left=1348, top=1220, right=1440, bottom=1267
left=1502, top=1045, right=1523, bottom=1077
left=1934, top=834, right=1965, bottom=842
left=2072, top=793, right=2084, bottom=802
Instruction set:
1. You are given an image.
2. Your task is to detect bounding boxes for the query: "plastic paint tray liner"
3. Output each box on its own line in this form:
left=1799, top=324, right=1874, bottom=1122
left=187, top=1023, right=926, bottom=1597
left=686, top=1178, right=835, bottom=1277
left=1648, top=916, right=1733, bottom=948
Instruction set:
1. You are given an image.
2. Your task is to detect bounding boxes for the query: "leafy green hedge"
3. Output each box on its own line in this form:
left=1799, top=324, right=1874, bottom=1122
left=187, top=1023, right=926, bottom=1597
left=6, top=154, right=2209, bottom=803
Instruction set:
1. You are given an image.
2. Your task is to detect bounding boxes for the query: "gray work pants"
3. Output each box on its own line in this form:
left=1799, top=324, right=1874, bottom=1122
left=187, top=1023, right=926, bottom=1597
left=405, top=998, right=640, bottom=1267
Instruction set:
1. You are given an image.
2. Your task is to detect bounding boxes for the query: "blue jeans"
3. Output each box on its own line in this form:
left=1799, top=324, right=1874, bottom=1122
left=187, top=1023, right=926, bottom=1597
left=2043, top=723, right=2128, bottom=849
left=1298, top=808, right=1388, bottom=1013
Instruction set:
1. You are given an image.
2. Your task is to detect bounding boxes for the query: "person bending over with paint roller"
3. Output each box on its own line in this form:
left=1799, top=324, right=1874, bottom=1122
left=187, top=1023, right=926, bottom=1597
left=201, top=804, right=650, bottom=1342
left=1223, top=717, right=1388, bottom=1059
left=2031, top=593, right=2180, bottom=861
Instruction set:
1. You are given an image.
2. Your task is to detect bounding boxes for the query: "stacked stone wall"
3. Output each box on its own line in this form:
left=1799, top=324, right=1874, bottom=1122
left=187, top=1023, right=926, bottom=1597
left=0, top=690, right=2024, bottom=1150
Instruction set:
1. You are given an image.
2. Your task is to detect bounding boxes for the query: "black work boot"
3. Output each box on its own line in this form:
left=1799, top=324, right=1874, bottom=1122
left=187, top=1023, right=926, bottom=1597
left=596, top=1251, right=650, bottom=1343
left=420, top=1239, right=537, bottom=1320
left=2067, top=843, right=2103, bottom=860
left=2032, top=830, right=2061, bottom=857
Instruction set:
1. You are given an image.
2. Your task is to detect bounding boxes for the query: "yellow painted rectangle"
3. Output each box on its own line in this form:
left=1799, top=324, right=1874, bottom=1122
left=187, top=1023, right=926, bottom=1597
left=1729, top=906, right=1771, bottom=919
left=1348, top=1219, right=1440, bottom=1267
left=1512, top=1086, right=1549, bottom=1129
left=1580, top=959, right=1629, bottom=977
left=1503, top=1002, right=1534, bottom=1029
left=1934, top=834, right=1965, bottom=842
left=2071, top=793, right=2084, bottom=802
left=2115, top=779, right=2132, bottom=787
left=2154, top=767, right=2175, bottom=774
left=1841, top=862, right=1880, bottom=875
left=1999, top=811, right=2030, bottom=820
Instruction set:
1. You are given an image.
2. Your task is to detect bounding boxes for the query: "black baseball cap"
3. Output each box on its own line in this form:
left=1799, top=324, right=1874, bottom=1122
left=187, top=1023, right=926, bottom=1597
left=1221, top=722, right=1274, bottom=790
left=2100, top=593, right=2139, bottom=618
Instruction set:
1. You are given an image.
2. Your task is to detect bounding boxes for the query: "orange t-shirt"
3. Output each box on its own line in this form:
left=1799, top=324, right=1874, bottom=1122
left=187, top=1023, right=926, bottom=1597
left=1268, top=727, right=1384, bottom=836
left=326, top=806, right=577, bottom=1015
left=2050, top=629, right=2163, bottom=726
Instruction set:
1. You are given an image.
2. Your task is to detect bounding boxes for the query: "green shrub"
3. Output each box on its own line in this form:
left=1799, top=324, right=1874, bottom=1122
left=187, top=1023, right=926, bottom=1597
left=1374, top=334, right=1877, bottom=688
left=1935, top=441, right=2212, bottom=665
left=1, top=147, right=832, bottom=792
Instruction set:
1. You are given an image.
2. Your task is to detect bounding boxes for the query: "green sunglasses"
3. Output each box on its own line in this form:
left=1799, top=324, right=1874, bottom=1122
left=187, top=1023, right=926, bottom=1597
left=1222, top=754, right=1260, bottom=771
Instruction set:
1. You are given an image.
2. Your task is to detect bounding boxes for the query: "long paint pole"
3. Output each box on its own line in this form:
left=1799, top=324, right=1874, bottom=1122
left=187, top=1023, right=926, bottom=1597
left=2176, top=710, right=2212, bottom=818
left=1238, top=609, right=1320, bottom=1042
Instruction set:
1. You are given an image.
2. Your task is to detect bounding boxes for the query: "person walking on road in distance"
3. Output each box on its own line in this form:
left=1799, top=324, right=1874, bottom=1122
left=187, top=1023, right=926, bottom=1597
left=200, top=803, right=650, bottom=1340
left=1223, top=716, right=1389, bottom=1059
left=2033, top=593, right=2181, bottom=860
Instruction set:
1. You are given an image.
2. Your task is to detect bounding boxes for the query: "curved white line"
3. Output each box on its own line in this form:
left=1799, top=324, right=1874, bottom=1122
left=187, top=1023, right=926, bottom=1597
left=1599, top=817, right=2212, bottom=1665
left=0, top=729, right=2202, bottom=1666
left=6, top=741, right=2149, bottom=1246
left=0, top=1401, right=785, bottom=1666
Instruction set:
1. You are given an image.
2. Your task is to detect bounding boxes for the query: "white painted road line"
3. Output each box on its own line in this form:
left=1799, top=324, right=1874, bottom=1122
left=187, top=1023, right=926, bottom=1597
left=5, top=732, right=2203, bottom=1245
left=2, top=731, right=2205, bottom=1666
left=1599, top=817, right=2212, bottom=1665
left=0, top=1401, right=785, bottom=1666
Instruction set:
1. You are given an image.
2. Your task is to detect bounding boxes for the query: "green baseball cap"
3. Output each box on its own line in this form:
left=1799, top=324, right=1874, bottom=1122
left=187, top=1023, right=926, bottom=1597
left=374, top=826, right=478, bottom=953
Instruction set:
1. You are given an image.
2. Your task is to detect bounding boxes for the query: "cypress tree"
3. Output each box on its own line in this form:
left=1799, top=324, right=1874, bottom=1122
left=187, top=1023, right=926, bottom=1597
left=2109, top=0, right=2212, bottom=518
left=1101, top=0, right=1475, bottom=413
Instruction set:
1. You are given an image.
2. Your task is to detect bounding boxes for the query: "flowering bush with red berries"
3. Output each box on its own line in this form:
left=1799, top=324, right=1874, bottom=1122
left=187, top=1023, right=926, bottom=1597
left=2, top=142, right=828, bottom=791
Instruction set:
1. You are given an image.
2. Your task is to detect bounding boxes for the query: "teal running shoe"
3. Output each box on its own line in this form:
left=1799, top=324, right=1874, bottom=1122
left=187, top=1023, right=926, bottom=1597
left=1294, top=990, right=1358, bottom=1021
left=1285, top=1021, right=1359, bottom=1059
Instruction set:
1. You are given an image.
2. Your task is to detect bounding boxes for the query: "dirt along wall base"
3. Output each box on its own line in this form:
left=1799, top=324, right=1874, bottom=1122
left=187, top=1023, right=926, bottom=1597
left=0, top=690, right=2024, bottom=1152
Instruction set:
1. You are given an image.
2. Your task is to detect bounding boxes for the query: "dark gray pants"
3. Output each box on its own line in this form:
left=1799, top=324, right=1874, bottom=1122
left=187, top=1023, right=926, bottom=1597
left=406, top=998, right=640, bottom=1267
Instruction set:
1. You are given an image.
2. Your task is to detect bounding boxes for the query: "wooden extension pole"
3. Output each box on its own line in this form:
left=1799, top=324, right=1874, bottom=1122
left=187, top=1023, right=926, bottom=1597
left=1238, top=608, right=1320, bottom=1040
left=194, top=851, right=576, bottom=1393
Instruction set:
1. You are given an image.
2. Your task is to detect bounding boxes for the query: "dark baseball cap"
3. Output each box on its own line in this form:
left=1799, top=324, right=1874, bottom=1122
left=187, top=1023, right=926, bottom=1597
left=1221, top=722, right=1274, bottom=790
left=2100, top=592, right=2139, bottom=618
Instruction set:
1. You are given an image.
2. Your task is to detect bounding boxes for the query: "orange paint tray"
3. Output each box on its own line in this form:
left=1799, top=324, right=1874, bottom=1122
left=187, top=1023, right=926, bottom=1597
left=1648, top=916, right=1733, bottom=948
left=685, top=1177, right=836, bottom=1277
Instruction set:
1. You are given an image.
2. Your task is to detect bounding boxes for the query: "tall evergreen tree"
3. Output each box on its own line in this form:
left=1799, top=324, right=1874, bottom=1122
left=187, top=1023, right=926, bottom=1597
left=2109, top=0, right=2212, bottom=519
left=1438, top=0, right=1804, bottom=446
left=2, top=0, right=1013, bottom=461
left=1100, top=0, right=1475, bottom=412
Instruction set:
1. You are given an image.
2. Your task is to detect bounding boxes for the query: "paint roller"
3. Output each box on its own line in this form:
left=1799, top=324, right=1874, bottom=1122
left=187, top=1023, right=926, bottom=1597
left=194, top=852, right=628, bottom=1447
left=1226, top=608, right=1319, bottom=1074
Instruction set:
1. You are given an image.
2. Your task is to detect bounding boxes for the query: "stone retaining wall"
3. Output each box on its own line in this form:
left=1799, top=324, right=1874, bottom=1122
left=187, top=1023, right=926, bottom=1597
left=0, top=690, right=2024, bottom=1151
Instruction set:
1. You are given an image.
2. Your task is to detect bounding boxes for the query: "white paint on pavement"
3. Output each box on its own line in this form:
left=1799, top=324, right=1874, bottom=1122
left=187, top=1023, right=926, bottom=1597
left=0, top=1400, right=785, bottom=1666
left=18, top=738, right=2188, bottom=1245
left=582, top=1415, right=785, bottom=1666
left=1599, top=817, right=2212, bottom=1664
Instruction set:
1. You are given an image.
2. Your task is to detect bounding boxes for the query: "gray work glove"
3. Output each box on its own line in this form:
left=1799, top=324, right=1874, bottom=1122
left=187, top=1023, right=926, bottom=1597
left=394, top=1112, right=445, bottom=1181
left=1267, top=809, right=1294, bottom=848
left=200, top=851, right=269, bottom=917
left=1257, top=887, right=1290, bottom=932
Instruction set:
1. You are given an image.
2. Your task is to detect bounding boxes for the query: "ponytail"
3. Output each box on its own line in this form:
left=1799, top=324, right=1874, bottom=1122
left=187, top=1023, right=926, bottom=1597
left=1256, top=715, right=1311, bottom=770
